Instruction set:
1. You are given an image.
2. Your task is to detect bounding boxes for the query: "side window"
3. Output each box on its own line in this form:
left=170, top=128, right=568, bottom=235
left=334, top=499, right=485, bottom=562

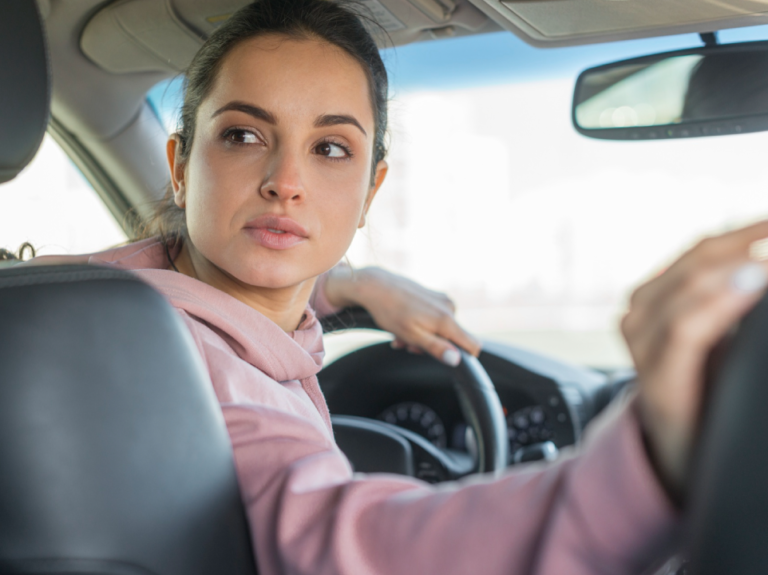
left=0, top=135, right=127, bottom=259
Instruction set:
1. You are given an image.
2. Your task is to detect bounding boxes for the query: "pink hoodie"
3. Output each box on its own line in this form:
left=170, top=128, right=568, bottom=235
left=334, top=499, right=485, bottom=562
left=47, top=238, right=677, bottom=575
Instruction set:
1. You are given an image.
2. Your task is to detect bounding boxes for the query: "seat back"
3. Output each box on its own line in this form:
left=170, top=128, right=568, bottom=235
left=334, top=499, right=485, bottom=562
left=0, top=0, right=49, bottom=183
left=0, top=266, right=258, bottom=575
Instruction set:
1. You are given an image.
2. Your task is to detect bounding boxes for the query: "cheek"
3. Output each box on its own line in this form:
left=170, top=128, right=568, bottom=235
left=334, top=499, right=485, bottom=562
left=314, top=171, right=370, bottom=248
left=183, top=147, right=245, bottom=245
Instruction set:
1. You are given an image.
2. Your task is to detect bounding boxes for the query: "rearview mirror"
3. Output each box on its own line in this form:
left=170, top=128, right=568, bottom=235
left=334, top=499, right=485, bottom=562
left=572, top=41, right=768, bottom=140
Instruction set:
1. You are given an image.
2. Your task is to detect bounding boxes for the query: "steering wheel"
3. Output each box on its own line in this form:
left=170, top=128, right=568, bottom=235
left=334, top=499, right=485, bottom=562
left=321, top=307, right=508, bottom=481
left=686, top=293, right=768, bottom=573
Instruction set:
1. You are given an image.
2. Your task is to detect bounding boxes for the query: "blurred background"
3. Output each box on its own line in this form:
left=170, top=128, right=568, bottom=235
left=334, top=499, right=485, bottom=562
left=5, top=26, right=768, bottom=368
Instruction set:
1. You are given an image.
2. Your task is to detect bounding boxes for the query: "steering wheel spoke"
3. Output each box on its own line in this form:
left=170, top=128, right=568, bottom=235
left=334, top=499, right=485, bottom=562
left=331, top=415, right=476, bottom=482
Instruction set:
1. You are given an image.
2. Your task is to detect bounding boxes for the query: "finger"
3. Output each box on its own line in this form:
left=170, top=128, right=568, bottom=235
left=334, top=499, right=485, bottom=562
left=429, top=314, right=482, bottom=357
left=632, top=260, right=768, bottom=391
left=678, top=220, right=768, bottom=272
left=630, top=220, right=768, bottom=313
left=627, top=259, right=737, bottom=362
left=632, top=260, right=756, bottom=372
left=641, top=277, right=768, bottom=424
left=406, top=345, right=424, bottom=355
left=700, top=219, right=768, bottom=254
left=390, top=339, right=405, bottom=350
left=406, top=326, right=463, bottom=366
left=629, top=258, right=768, bottom=365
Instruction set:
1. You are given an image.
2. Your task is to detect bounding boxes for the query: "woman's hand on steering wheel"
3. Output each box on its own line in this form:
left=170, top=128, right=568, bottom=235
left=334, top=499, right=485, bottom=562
left=323, top=265, right=481, bottom=366
left=622, top=220, right=768, bottom=497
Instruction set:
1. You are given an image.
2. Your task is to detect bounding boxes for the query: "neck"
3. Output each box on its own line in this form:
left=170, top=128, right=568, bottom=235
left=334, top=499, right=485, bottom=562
left=173, top=242, right=315, bottom=332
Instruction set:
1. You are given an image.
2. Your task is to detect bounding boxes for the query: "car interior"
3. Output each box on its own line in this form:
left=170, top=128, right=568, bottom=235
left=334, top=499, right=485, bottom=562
left=5, top=0, right=768, bottom=573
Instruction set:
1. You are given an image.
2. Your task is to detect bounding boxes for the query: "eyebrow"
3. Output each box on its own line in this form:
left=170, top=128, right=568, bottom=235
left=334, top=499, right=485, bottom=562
left=314, top=114, right=367, bottom=137
left=211, top=101, right=367, bottom=137
left=211, top=101, right=277, bottom=124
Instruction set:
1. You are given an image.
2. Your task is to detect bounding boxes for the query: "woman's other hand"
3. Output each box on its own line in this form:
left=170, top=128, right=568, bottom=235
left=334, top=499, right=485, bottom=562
left=323, top=265, right=481, bottom=366
left=622, top=220, right=768, bottom=497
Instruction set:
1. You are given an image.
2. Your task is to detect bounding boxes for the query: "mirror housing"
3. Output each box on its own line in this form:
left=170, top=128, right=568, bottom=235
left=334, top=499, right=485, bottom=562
left=572, top=41, right=768, bottom=141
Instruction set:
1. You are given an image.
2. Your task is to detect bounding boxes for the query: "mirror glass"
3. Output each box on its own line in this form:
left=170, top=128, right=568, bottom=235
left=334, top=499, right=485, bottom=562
left=573, top=45, right=768, bottom=138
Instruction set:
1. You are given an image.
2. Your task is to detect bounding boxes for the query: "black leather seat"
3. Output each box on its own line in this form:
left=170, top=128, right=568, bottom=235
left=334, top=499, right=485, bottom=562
left=0, top=3, right=257, bottom=574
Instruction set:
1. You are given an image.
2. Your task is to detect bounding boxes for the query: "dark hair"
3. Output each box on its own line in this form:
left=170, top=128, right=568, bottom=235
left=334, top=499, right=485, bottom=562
left=0, top=242, right=36, bottom=262
left=139, top=0, right=389, bottom=245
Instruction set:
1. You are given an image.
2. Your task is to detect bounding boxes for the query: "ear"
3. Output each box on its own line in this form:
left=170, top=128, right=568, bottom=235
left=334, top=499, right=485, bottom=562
left=358, top=160, right=388, bottom=229
left=166, top=135, right=187, bottom=208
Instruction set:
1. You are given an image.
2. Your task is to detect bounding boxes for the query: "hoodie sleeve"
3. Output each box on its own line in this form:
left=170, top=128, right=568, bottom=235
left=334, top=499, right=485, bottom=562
left=181, top=314, right=678, bottom=575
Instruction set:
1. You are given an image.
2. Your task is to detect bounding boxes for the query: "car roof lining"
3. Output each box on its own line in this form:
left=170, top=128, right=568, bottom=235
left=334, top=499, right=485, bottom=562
left=79, top=0, right=500, bottom=75
left=476, top=0, right=768, bottom=48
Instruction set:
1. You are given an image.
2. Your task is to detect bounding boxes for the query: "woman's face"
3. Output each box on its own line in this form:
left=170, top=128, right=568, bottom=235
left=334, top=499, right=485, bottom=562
left=170, top=35, right=386, bottom=289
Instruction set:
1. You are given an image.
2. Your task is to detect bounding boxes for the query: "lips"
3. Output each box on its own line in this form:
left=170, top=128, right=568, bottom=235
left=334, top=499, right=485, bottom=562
left=243, top=215, right=309, bottom=250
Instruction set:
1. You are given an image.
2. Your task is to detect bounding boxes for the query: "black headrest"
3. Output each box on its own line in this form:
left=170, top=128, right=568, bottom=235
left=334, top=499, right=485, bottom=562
left=0, top=265, right=258, bottom=575
left=0, top=1, right=50, bottom=184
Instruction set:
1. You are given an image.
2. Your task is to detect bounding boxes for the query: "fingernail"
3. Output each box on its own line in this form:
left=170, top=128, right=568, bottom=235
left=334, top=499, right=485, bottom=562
left=732, top=262, right=768, bottom=294
left=442, top=349, right=461, bottom=367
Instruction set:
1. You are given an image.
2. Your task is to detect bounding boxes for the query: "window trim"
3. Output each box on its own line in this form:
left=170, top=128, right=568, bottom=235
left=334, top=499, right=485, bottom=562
left=47, top=115, right=140, bottom=238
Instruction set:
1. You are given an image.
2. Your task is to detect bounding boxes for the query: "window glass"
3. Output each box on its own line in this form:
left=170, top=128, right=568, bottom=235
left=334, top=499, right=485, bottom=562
left=147, top=76, right=184, bottom=133
left=147, top=27, right=768, bottom=368
left=0, top=135, right=127, bottom=257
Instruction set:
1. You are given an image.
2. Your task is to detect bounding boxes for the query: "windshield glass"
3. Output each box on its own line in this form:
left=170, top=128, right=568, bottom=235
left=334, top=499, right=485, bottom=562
left=148, top=26, right=768, bottom=369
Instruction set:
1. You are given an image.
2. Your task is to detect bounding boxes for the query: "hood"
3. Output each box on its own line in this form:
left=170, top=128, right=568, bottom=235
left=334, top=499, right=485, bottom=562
left=89, top=239, right=325, bottom=383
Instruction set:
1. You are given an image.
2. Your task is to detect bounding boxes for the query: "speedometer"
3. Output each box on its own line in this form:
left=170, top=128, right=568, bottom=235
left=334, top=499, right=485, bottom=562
left=378, top=402, right=447, bottom=448
left=507, top=405, right=553, bottom=454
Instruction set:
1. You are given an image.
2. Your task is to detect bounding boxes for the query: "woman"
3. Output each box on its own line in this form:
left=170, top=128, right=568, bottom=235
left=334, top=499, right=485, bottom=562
left=33, top=1, right=768, bottom=573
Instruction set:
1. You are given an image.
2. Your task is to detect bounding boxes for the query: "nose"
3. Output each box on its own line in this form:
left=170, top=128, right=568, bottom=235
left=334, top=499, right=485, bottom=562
left=259, top=150, right=305, bottom=204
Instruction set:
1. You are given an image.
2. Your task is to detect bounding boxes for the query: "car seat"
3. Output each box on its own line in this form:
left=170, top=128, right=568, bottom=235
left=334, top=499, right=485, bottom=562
left=0, top=3, right=257, bottom=574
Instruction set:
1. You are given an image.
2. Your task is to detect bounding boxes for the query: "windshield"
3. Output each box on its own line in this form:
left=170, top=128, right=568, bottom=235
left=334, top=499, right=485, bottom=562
left=148, top=26, right=768, bottom=369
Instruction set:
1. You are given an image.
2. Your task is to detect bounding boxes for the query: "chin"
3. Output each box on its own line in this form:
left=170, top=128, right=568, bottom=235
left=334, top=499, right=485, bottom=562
left=217, top=241, right=338, bottom=290
left=229, top=259, right=316, bottom=290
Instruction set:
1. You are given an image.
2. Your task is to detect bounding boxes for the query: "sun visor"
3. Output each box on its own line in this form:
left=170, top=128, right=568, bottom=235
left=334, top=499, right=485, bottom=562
left=80, top=0, right=211, bottom=74
left=80, top=0, right=494, bottom=74
left=0, top=0, right=50, bottom=184
left=469, top=0, right=768, bottom=47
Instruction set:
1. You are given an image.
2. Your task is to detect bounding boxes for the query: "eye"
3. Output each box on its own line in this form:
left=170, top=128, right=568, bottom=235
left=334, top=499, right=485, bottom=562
left=315, top=141, right=351, bottom=159
left=223, top=128, right=259, bottom=145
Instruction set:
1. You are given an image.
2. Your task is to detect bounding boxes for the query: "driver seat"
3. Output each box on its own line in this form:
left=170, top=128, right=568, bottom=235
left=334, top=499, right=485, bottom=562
left=0, top=3, right=257, bottom=574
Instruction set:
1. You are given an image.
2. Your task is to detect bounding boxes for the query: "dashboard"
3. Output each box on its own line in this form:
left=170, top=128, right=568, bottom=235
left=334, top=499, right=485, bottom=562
left=318, top=339, right=631, bottom=467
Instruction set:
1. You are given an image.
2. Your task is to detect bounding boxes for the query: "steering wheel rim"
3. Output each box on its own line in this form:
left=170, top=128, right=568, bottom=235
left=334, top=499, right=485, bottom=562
left=686, top=293, right=768, bottom=573
left=321, top=307, right=508, bottom=476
